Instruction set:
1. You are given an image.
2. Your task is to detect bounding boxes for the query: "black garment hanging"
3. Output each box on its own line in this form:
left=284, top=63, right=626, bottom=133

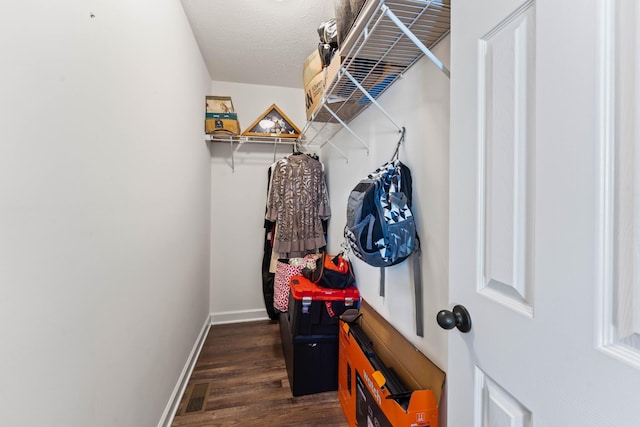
left=261, top=221, right=278, bottom=320
left=261, top=167, right=278, bottom=320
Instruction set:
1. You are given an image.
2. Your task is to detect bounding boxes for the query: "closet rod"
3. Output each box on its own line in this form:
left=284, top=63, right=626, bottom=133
left=209, top=135, right=299, bottom=172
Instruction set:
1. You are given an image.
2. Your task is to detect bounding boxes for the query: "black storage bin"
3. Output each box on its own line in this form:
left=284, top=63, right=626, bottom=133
left=279, top=312, right=338, bottom=397
left=287, top=275, right=359, bottom=336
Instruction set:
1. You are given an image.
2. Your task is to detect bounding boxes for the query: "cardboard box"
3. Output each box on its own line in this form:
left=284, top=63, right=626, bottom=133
left=205, top=96, right=240, bottom=135
left=304, top=71, right=325, bottom=120
left=338, top=300, right=445, bottom=427
left=304, top=54, right=345, bottom=121
left=205, top=112, right=240, bottom=134
left=303, top=49, right=324, bottom=88
left=325, top=53, right=342, bottom=90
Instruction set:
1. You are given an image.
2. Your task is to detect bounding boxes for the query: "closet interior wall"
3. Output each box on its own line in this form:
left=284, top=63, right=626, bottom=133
left=0, top=1, right=212, bottom=426
left=208, top=80, right=308, bottom=323
left=319, top=36, right=451, bottom=370
left=209, top=36, right=450, bottom=371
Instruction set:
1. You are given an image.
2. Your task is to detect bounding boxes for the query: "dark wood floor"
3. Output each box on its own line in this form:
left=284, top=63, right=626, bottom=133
left=171, top=320, right=349, bottom=427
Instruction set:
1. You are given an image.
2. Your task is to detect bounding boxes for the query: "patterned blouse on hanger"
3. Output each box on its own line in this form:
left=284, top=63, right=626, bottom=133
left=266, top=153, right=331, bottom=258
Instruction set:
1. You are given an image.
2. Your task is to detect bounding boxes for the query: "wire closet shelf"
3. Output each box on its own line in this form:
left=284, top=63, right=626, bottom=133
left=302, top=0, right=451, bottom=154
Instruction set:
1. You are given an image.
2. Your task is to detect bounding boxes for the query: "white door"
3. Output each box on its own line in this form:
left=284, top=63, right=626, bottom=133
left=448, top=0, right=640, bottom=425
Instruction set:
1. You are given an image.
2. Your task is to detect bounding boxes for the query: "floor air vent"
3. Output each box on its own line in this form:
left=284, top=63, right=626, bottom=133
left=183, top=382, right=209, bottom=414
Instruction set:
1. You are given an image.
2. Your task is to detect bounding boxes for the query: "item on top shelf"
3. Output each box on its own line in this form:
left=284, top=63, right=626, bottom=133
left=304, top=72, right=325, bottom=120
left=324, top=52, right=342, bottom=89
left=317, top=18, right=338, bottom=67
left=303, top=49, right=324, bottom=89
left=308, top=0, right=450, bottom=129
left=318, top=18, right=338, bottom=47
left=205, top=95, right=241, bottom=134
left=317, top=43, right=334, bottom=69
left=334, top=0, right=367, bottom=46
left=303, top=46, right=331, bottom=119
left=242, top=104, right=301, bottom=138
left=305, top=53, right=345, bottom=121
left=332, top=58, right=400, bottom=103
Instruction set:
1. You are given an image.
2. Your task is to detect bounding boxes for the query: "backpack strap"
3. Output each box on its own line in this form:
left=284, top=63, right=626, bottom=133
left=366, top=215, right=376, bottom=250
left=378, top=251, right=422, bottom=336
left=412, top=238, right=423, bottom=337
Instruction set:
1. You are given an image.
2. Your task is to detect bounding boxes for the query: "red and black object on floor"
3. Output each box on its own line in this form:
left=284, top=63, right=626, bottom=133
left=279, top=312, right=339, bottom=397
left=287, top=275, right=360, bottom=336
left=280, top=275, right=360, bottom=397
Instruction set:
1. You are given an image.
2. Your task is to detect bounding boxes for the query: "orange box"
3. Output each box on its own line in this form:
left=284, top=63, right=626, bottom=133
left=338, top=300, right=444, bottom=427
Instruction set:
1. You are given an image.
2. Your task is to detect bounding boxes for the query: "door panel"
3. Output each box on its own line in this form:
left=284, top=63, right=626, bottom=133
left=449, top=0, right=640, bottom=425
left=475, top=368, right=532, bottom=427
left=599, top=0, right=640, bottom=367
left=479, top=1, right=535, bottom=316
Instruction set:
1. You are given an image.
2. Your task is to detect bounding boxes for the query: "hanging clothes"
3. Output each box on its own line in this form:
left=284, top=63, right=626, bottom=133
left=261, top=165, right=279, bottom=320
left=262, top=224, right=279, bottom=320
left=266, top=153, right=331, bottom=259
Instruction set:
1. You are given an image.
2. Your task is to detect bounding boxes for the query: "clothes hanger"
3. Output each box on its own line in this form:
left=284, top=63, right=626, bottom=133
left=291, top=140, right=303, bottom=155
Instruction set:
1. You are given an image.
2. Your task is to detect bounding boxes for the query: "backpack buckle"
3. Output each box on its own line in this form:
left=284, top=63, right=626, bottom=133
left=345, top=297, right=354, bottom=307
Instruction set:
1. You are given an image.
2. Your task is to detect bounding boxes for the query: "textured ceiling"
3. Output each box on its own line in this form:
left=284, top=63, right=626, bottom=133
left=180, top=0, right=336, bottom=89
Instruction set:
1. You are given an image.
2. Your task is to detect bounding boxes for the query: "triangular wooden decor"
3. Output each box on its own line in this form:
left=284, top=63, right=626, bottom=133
left=242, top=104, right=301, bottom=138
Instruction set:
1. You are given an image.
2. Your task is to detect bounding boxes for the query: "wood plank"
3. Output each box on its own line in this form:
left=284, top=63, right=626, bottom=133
left=171, top=320, right=348, bottom=427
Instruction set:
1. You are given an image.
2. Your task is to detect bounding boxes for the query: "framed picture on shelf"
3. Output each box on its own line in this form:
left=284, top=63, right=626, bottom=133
left=242, top=104, right=301, bottom=138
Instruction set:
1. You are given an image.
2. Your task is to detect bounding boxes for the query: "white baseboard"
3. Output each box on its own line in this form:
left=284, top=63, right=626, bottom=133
left=157, top=316, right=211, bottom=427
left=210, top=308, right=269, bottom=325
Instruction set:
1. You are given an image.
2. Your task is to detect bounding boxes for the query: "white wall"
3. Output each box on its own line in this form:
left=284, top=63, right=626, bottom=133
left=0, top=1, right=212, bottom=426
left=322, top=37, right=451, bottom=370
left=207, top=37, right=450, bottom=371
left=209, top=81, right=306, bottom=323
